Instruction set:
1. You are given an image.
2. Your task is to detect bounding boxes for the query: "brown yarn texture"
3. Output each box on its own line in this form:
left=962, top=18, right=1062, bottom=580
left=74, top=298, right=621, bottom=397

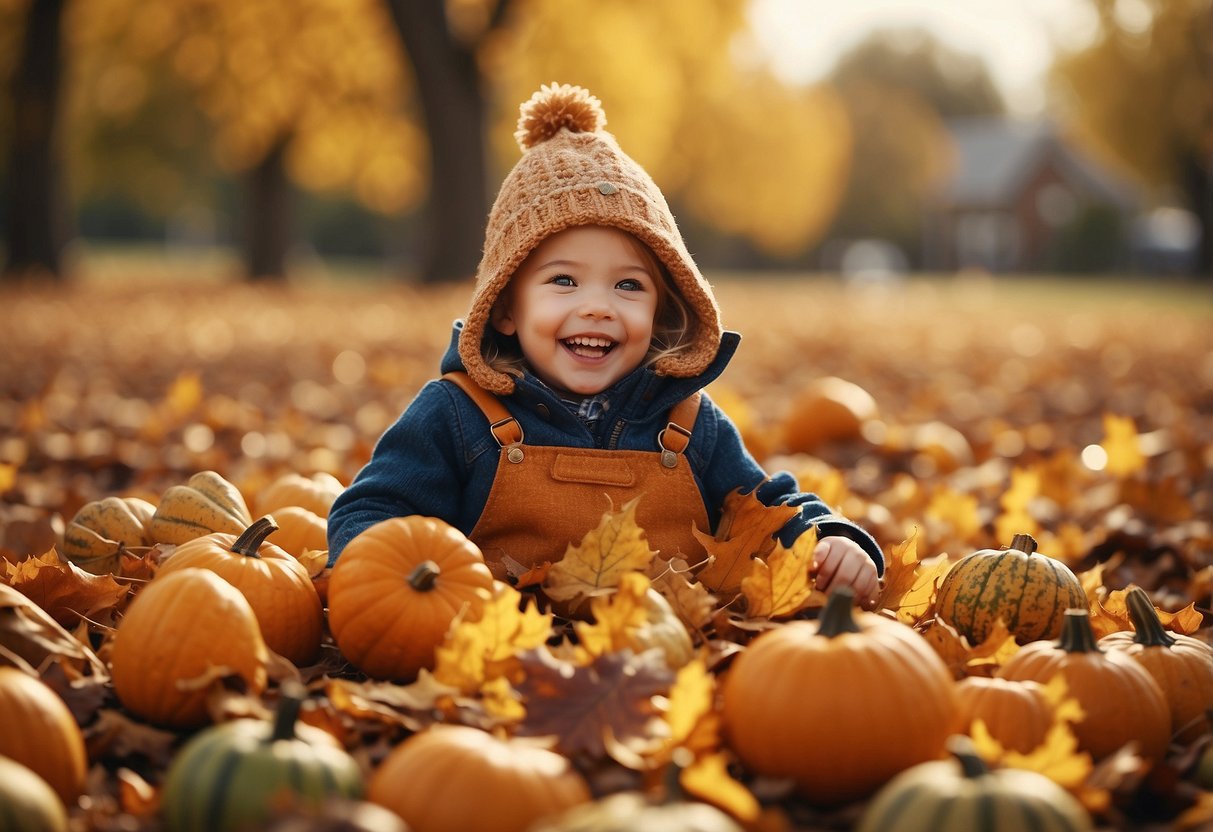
left=459, top=82, right=724, bottom=395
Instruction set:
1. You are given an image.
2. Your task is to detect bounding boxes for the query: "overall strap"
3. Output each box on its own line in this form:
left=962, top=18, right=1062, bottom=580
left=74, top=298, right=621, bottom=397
left=657, top=392, right=701, bottom=467
left=442, top=372, right=524, bottom=448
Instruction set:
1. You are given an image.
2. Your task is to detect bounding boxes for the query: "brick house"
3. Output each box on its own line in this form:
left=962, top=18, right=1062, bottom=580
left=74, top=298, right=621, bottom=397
left=922, top=119, right=1139, bottom=273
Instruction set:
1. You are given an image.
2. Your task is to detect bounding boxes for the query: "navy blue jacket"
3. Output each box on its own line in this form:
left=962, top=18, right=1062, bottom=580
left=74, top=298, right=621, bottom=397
left=327, top=322, right=884, bottom=572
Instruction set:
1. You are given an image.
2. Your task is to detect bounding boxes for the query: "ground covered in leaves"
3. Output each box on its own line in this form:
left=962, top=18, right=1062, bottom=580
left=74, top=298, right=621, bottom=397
left=1, top=268, right=1212, bottom=831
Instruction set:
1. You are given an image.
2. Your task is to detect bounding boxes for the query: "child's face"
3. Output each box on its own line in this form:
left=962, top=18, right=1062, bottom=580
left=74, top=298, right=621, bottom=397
left=493, top=225, right=660, bottom=396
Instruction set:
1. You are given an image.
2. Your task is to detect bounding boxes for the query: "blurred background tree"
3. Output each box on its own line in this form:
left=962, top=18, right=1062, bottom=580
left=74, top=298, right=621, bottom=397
left=0, top=0, right=1207, bottom=283
left=1052, top=0, right=1212, bottom=275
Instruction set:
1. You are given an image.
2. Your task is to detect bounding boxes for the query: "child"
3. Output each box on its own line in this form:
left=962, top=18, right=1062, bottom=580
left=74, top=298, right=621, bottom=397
left=327, top=83, right=883, bottom=607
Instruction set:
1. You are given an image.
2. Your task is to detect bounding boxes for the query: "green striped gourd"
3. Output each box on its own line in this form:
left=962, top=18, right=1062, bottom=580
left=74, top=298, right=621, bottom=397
left=160, top=684, right=363, bottom=832
left=936, top=533, right=1085, bottom=645
left=857, top=735, right=1092, bottom=832
left=62, top=495, right=156, bottom=574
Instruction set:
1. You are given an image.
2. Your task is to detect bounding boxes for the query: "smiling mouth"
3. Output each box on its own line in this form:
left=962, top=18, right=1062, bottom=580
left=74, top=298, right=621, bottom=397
left=562, top=335, right=616, bottom=359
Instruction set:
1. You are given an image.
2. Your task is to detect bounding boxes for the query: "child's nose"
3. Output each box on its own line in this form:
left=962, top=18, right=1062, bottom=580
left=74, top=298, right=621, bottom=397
left=577, top=289, right=616, bottom=319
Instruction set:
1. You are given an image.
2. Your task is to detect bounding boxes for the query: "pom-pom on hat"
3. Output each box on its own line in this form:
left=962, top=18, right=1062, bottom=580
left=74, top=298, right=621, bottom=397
left=459, top=82, right=723, bottom=395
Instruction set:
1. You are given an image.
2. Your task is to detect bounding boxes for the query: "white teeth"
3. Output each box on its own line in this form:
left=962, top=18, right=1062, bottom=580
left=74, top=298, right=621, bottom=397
left=566, top=336, right=613, bottom=348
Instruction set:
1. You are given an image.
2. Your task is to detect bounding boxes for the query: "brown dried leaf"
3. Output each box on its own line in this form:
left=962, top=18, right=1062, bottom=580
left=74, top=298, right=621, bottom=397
left=2, top=549, right=129, bottom=628
left=515, top=647, right=674, bottom=764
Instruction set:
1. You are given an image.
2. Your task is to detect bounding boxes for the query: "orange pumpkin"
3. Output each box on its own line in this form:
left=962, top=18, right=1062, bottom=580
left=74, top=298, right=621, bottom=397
left=953, top=676, right=1054, bottom=754
left=267, top=505, right=329, bottom=558
left=111, top=567, right=269, bottom=728
left=0, top=667, right=88, bottom=804
left=781, top=376, right=878, bottom=453
left=1099, top=586, right=1213, bottom=742
left=257, top=471, right=344, bottom=518
left=720, top=587, right=958, bottom=805
left=328, top=516, right=493, bottom=681
left=157, top=516, right=323, bottom=665
left=368, top=724, right=589, bottom=832
left=997, top=608, right=1170, bottom=760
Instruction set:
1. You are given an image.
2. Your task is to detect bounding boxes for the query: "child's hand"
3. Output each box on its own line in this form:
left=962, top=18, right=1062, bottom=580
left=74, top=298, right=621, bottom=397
left=812, top=536, right=880, bottom=610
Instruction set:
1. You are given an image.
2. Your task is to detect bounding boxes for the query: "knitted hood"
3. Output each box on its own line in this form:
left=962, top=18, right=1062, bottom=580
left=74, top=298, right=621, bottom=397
left=458, top=83, right=723, bottom=395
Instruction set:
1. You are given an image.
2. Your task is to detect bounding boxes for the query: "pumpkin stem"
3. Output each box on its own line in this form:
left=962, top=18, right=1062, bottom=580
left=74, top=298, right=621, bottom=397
left=817, top=587, right=862, bottom=638
left=1125, top=586, right=1177, bottom=648
left=1008, top=533, right=1037, bottom=555
left=231, top=516, right=279, bottom=558
left=408, top=560, right=442, bottom=591
left=946, top=735, right=990, bottom=779
left=1058, top=608, right=1102, bottom=653
left=270, top=681, right=306, bottom=742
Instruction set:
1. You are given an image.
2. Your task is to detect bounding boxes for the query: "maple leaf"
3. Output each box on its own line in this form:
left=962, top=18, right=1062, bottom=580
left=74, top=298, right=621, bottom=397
left=543, top=496, right=657, bottom=607
left=876, top=529, right=951, bottom=625
left=434, top=581, right=553, bottom=691
left=2, top=549, right=129, bottom=628
left=741, top=525, right=822, bottom=619
left=660, top=657, right=718, bottom=755
left=514, top=647, right=674, bottom=765
left=921, top=617, right=1018, bottom=679
left=680, top=751, right=761, bottom=824
left=574, top=571, right=653, bottom=662
left=646, top=556, right=716, bottom=630
left=1090, top=586, right=1203, bottom=639
left=693, top=485, right=798, bottom=596
left=1101, top=413, right=1146, bottom=477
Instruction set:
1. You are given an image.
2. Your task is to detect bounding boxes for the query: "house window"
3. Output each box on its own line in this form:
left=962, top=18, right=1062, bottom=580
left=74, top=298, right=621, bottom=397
left=956, top=212, right=1018, bottom=270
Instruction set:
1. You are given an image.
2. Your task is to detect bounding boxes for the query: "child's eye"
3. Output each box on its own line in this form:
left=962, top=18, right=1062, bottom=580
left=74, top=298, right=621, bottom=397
left=550, top=275, right=575, bottom=286
left=617, top=279, right=645, bottom=292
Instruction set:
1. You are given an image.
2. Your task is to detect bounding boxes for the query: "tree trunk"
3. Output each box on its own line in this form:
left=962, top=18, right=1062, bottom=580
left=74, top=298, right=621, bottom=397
left=3, top=0, right=69, bottom=281
left=384, top=0, right=489, bottom=283
left=244, top=136, right=292, bottom=282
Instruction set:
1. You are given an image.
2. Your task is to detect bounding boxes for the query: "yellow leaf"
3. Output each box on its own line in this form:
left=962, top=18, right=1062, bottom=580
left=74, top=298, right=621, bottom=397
left=0, top=462, right=16, bottom=493
left=164, top=371, right=202, bottom=418
left=680, top=751, right=760, bottom=824
left=1101, top=413, right=1145, bottom=477
left=741, top=526, right=822, bottom=619
left=926, top=487, right=982, bottom=541
left=543, top=496, right=657, bottom=605
left=433, top=581, right=552, bottom=691
left=662, top=657, right=716, bottom=749
left=963, top=618, right=1020, bottom=674
left=574, top=572, right=652, bottom=662
left=876, top=529, right=951, bottom=625
left=694, top=484, right=798, bottom=595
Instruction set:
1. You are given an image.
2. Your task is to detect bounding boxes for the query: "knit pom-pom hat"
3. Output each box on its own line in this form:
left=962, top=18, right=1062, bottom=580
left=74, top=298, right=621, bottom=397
left=459, top=82, right=723, bottom=395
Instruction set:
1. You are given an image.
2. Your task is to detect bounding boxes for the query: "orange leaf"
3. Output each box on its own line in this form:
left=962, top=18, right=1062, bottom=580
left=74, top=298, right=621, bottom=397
left=680, top=751, right=761, bottom=824
left=646, top=556, right=716, bottom=630
left=876, top=529, right=951, bottom=625
left=694, top=485, right=798, bottom=595
left=740, top=526, right=822, bottom=619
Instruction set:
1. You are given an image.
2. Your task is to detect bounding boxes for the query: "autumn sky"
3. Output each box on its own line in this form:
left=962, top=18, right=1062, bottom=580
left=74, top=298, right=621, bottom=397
left=749, top=0, right=1098, bottom=113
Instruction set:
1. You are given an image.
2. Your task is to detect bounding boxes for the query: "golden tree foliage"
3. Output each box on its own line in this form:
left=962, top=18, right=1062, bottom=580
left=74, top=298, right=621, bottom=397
left=1052, top=0, right=1211, bottom=189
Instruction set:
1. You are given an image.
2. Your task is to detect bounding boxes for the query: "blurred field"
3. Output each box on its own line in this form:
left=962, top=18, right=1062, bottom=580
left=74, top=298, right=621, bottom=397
left=3, top=256, right=1210, bottom=561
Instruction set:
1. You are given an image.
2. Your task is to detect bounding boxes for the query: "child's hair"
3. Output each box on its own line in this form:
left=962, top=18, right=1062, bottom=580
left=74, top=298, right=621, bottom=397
left=483, top=232, right=696, bottom=380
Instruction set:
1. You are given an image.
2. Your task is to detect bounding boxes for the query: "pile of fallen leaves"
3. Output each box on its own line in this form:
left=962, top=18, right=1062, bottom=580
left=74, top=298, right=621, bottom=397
left=1, top=273, right=1212, bottom=831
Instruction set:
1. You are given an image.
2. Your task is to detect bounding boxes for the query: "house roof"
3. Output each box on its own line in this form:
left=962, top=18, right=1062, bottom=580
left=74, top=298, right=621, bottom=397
left=936, top=117, right=1138, bottom=210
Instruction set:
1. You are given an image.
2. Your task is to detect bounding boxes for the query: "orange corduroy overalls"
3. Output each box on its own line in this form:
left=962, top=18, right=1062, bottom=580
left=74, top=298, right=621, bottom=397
left=444, top=372, right=711, bottom=578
